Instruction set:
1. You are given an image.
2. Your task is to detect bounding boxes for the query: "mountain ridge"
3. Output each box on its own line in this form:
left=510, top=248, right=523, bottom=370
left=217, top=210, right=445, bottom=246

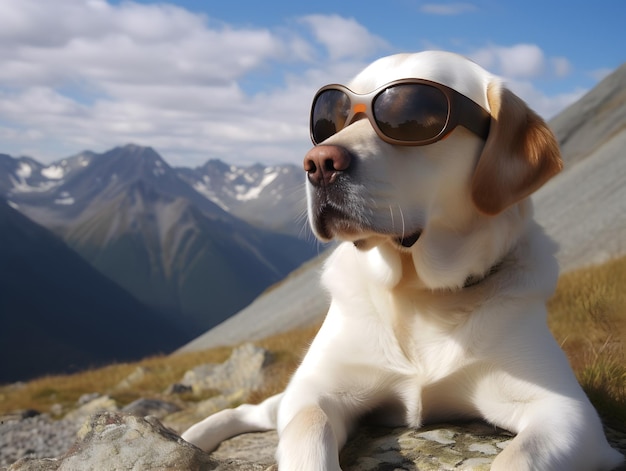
left=0, top=144, right=317, bottom=338
left=0, top=198, right=189, bottom=383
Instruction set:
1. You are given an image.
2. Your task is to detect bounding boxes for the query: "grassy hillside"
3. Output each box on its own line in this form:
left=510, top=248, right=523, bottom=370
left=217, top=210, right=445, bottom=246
left=1, top=257, right=624, bottom=429
left=547, top=255, right=626, bottom=427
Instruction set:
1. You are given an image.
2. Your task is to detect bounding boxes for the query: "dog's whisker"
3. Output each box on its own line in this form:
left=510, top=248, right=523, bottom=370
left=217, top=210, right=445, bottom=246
left=397, top=204, right=406, bottom=240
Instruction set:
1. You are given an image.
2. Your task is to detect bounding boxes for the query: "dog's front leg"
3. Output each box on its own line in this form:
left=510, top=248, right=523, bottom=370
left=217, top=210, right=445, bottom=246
left=182, top=393, right=281, bottom=452
left=276, top=402, right=346, bottom=471
left=274, top=374, right=358, bottom=471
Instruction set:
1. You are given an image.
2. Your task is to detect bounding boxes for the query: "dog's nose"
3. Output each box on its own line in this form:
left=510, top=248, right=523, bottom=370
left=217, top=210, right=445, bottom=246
left=303, top=145, right=352, bottom=187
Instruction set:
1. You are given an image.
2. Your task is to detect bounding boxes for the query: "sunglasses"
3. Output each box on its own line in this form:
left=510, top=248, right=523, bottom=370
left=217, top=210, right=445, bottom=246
left=310, top=78, right=492, bottom=146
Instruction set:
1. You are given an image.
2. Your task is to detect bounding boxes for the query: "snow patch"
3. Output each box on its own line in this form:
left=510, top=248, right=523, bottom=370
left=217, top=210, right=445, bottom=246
left=54, top=191, right=75, bottom=205
left=9, top=175, right=61, bottom=193
left=153, top=160, right=165, bottom=177
left=16, top=163, right=32, bottom=179
left=42, top=165, right=65, bottom=179
left=192, top=181, right=230, bottom=211
left=54, top=196, right=75, bottom=205
left=235, top=170, right=279, bottom=201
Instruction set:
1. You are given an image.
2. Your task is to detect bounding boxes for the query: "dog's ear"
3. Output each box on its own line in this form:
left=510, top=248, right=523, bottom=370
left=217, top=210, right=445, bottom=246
left=471, top=81, right=563, bottom=215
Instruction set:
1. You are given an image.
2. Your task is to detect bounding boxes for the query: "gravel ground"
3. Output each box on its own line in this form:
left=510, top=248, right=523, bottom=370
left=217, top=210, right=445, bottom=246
left=0, top=413, right=79, bottom=468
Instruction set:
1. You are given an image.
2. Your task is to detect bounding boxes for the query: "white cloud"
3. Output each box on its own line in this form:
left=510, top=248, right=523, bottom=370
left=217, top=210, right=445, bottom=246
left=0, top=1, right=594, bottom=167
left=466, top=43, right=584, bottom=118
left=470, top=43, right=546, bottom=78
left=299, top=14, right=389, bottom=61
left=551, top=56, right=572, bottom=78
left=0, top=1, right=391, bottom=166
left=420, top=3, right=477, bottom=15
left=469, top=43, right=574, bottom=80
left=503, top=80, right=586, bottom=119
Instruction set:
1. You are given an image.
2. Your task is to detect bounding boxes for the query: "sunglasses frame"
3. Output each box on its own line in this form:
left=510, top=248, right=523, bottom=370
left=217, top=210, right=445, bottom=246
left=310, top=78, right=492, bottom=146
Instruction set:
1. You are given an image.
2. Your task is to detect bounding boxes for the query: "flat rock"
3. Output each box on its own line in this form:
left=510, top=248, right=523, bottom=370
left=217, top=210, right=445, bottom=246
left=212, top=421, right=514, bottom=470
left=6, top=411, right=255, bottom=471
left=5, top=410, right=625, bottom=470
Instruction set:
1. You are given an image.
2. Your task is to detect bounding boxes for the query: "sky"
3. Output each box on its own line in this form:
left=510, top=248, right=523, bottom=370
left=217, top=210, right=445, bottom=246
left=0, top=0, right=624, bottom=168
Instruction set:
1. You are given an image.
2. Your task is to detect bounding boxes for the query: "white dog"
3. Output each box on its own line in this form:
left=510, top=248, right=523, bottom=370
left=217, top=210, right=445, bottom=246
left=183, top=51, right=624, bottom=471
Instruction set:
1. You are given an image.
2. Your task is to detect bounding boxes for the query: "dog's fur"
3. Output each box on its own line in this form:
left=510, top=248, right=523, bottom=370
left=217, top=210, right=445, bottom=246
left=183, top=51, right=624, bottom=470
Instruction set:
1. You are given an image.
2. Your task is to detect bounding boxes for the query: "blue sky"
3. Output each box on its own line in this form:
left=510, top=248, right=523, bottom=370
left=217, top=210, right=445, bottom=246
left=0, top=0, right=623, bottom=167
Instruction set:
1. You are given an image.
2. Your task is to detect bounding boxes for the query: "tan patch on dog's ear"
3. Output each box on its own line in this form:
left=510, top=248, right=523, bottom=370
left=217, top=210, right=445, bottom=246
left=471, top=82, right=563, bottom=215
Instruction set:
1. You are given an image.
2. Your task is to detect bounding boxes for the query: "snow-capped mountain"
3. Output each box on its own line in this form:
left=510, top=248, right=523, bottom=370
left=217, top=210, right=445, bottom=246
left=176, top=160, right=309, bottom=238
left=0, top=145, right=317, bottom=335
left=2, top=147, right=309, bottom=238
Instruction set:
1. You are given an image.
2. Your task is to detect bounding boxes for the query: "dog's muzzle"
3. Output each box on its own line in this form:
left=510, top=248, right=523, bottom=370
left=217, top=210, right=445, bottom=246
left=304, top=145, right=423, bottom=248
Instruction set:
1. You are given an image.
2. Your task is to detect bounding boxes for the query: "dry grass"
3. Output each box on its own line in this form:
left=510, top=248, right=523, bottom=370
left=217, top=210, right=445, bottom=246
left=1, top=257, right=624, bottom=430
left=548, top=255, right=626, bottom=428
left=248, top=323, right=320, bottom=404
left=0, top=346, right=234, bottom=414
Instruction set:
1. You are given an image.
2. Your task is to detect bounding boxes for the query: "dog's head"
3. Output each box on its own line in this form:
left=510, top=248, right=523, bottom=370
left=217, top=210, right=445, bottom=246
left=304, top=51, right=562, bottom=290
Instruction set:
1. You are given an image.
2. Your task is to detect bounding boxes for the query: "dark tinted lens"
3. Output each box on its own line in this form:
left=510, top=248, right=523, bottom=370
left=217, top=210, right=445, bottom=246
left=311, top=89, right=351, bottom=143
left=373, top=84, right=449, bottom=141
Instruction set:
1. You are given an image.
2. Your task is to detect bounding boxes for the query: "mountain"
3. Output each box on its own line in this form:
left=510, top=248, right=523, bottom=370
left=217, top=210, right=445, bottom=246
left=177, top=62, right=626, bottom=353
left=0, top=199, right=189, bottom=383
left=548, top=63, right=626, bottom=167
left=533, top=62, right=626, bottom=272
left=176, top=160, right=309, bottom=238
left=1, top=145, right=317, bottom=334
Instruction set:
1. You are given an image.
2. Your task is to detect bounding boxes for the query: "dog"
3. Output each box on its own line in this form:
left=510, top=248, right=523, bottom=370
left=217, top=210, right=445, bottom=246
left=183, top=51, right=624, bottom=471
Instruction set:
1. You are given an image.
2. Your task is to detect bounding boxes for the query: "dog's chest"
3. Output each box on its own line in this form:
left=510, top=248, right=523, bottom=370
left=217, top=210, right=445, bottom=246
left=385, top=290, right=475, bottom=381
left=323, top=244, right=480, bottom=382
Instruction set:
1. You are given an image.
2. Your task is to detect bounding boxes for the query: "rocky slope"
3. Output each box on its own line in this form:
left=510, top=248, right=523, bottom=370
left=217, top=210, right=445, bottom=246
left=2, top=343, right=624, bottom=470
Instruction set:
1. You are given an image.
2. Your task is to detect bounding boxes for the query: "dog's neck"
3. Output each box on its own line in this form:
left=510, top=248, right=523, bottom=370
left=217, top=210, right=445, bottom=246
left=462, top=261, right=503, bottom=289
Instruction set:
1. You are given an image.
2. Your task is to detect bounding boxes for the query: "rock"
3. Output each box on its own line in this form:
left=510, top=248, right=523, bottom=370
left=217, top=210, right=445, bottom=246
left=7, top=458, right=59, bottom=471
left=209, top=421, right=513, bottom=470
left=204, top=421, right=626, bottom=471
left=0, top=395, right=123, bottom=468
left=180, top=343, right=271, bottom=395
left=0, top=413, right=78, bottom=468
left=62, top=395, right=118, bottom=423
left=3, top=339, right=624, bottom=470
left=114, top=366, right=151, bottom=390
left=48, top=404, right=63, bottom=418
left=164, top=390, right=248, bottom=434
left=0, top=409, right=40, bottom=424
left=4, top=410, right=625, bottom=470
left=212, top=430, right=278, bottom=467
left=77, top=393, right=101, bottom=406
left=164, top=383, right=192, bottom=395
left=340, top=422, right=513, bottom=470
left=121, top=398, right=181, bottom=419
left=162, top=343, right=273, bottom=434
left=8, top=412, right=226, bottom=471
